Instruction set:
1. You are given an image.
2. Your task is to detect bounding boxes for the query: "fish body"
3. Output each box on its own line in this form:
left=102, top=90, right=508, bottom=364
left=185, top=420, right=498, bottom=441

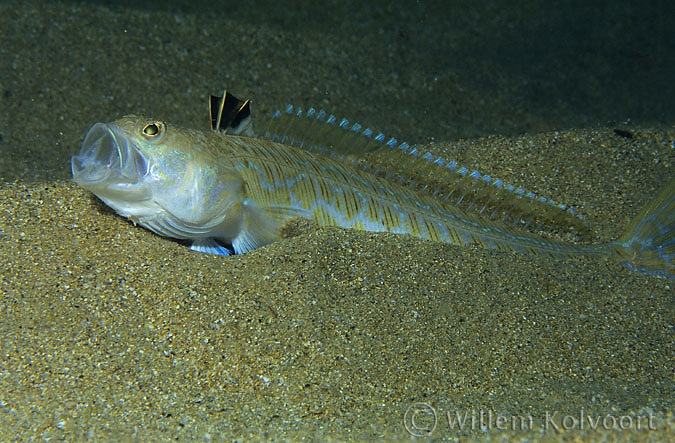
left=71, top=98, right=674, bottom=278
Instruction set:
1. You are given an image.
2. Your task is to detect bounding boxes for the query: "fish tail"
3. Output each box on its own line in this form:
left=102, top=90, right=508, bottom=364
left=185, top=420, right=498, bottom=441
left=612, top=178, right=675, bottom=278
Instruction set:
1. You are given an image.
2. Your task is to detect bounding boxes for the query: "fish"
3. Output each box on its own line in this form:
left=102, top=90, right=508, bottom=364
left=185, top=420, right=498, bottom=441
left=71, top=92, right=674, bottom=278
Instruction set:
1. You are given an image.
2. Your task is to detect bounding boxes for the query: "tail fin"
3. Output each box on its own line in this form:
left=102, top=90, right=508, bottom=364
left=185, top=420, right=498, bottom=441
left=614, top=178, right=675, bottom=278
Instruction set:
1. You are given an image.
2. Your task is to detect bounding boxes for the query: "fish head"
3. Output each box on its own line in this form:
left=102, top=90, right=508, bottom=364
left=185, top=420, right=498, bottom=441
left=71, top=115, right=246, bottom=242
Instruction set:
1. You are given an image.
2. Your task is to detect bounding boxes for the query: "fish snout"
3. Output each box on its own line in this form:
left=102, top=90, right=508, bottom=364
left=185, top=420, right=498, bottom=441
left=71, top=123, right=142, bottom=186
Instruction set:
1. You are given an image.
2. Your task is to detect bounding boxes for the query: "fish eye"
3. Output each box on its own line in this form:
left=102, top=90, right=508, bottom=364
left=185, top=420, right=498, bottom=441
left=141, top=121, right=164, bottom=138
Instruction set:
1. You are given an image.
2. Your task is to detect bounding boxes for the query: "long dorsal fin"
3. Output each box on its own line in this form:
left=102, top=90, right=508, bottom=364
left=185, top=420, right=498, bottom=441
left=262, top=103, right=592, bottom=241
left=210, top=91, right=253, bottom=136
left=264, top=105, right=383, bottom=157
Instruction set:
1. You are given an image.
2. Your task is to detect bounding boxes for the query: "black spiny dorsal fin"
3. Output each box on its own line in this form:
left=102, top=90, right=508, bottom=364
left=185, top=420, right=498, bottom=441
left=210, top=91, right=253, bottom=135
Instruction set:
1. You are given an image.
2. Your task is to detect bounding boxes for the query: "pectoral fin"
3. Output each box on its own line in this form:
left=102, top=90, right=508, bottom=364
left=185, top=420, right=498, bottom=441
left=230, top=199, right=310, bottom=254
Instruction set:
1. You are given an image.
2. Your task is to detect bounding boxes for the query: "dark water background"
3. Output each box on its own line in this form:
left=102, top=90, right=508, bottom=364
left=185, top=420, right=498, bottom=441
left=0, top=0, right=673, bottom=182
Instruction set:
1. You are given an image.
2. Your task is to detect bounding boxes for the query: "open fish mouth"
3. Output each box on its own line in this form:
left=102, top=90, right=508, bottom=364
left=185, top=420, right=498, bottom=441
left=71, top=122, right=149, bottom=187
